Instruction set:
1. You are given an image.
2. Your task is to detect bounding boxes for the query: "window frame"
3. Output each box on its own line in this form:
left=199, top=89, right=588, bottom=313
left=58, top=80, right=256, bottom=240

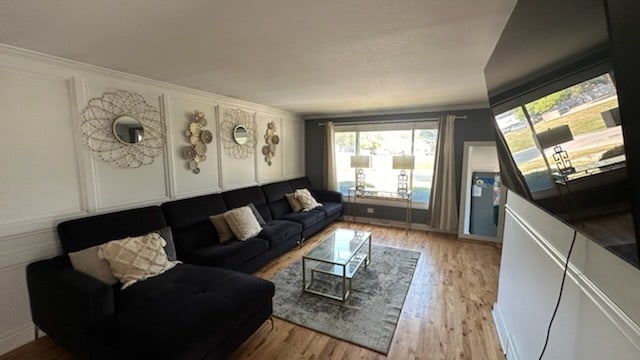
left=333, top=120, right=438, bottom=209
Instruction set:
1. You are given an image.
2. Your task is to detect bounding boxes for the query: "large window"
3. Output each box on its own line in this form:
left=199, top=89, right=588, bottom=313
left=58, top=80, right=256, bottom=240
left=334, top=122, right=438, bottom=206
left=495, top=73, right=623, bottom=197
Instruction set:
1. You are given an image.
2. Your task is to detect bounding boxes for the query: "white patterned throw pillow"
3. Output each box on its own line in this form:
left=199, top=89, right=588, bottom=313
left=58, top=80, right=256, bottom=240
left=294, top=188, right=322, bottom=211
left=97, top=232, right=179, bottom=289
left=223, top=206, right=262, bottom=241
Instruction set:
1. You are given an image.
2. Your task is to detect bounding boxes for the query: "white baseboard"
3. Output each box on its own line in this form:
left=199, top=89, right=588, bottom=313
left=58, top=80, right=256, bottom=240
left=341, top=215, right=451, bottom=233
left=492, top=304, right=519, bottom=360
left=0, top=323, right=34, bottom=356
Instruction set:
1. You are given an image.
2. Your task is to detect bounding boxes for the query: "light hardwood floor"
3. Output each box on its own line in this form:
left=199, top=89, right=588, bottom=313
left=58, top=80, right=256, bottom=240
left=0, top=222, right=505, bottom=360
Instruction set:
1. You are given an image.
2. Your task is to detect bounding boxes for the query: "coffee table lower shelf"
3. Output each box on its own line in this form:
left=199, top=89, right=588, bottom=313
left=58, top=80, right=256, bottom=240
left=302, top=252, right=369, bottom=302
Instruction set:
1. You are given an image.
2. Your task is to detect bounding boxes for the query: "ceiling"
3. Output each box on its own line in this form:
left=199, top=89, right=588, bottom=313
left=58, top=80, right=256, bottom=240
left=0, top=0, right=516, bottom=117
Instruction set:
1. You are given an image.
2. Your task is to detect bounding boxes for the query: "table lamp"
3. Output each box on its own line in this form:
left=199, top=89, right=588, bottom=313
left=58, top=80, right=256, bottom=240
left=392, top=155, right=415, bottom=193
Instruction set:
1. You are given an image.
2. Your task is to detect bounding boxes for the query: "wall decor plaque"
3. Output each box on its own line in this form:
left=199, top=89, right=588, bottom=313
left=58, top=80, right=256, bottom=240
left=262, top=121, right=279, bottom=166
left=181, top=110, right=212, bottom=174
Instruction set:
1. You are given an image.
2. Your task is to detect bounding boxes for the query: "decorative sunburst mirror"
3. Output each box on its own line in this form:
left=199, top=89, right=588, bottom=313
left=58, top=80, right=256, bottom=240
left=80, top=90, right=165, bottom=168
left=220, top=108, right=256, bottom=159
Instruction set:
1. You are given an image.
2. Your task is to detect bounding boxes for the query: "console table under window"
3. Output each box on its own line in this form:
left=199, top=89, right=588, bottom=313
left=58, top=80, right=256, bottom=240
left=347, top=188, right=412, bottom=232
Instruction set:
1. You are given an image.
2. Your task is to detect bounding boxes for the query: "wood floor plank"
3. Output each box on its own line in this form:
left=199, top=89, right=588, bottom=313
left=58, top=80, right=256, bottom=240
left=0, top=222, right=505, bottom=360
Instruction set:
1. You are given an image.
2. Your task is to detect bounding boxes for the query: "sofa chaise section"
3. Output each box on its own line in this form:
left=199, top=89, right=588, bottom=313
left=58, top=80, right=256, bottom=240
left=27, top=206, right=274, bottom=360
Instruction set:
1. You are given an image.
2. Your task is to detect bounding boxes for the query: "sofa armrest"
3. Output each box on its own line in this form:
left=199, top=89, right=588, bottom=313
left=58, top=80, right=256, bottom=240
left=312, top=189, right=343, bottom=204
left=27, top=255, right=114, bottom=335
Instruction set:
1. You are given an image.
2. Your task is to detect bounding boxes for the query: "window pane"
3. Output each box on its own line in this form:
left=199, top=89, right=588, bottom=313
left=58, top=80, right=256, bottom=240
left=495, top=108, right=555, bottom=194
left=413, top=129, right=438, bottom=203
left=525, top=73, right=623, bottom=180
left=359, top=130, right=412, bottom=191
left=335, top=131, right=356, bottom=195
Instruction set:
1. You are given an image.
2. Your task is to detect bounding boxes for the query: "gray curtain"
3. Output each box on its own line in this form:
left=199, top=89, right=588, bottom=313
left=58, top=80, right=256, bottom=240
left=323, top=121, right=337, bottom=191
left=428, top=114, right=458, bottom=231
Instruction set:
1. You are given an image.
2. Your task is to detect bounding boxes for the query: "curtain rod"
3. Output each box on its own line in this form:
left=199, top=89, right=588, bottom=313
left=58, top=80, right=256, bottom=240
left=317, top=115, right=467, bottom=126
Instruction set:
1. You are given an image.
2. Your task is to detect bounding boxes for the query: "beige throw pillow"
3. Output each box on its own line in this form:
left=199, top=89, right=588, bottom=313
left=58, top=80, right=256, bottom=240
left=223, top=206, right=262, bottom=241
left=209, top=214, right=234, bottom=243
left=285, top=193, right=303, bottom=212
left=294, top=188, right=322, bottom=211
left=69, top=245, right=119, bottom=285
left=97, top=232, right=179, bottom=289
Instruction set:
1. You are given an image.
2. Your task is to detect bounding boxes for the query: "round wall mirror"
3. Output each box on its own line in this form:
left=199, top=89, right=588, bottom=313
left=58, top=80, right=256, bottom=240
left=113, top=115, right=144, bottom=144
left=233, top=125, right=248, bottom=145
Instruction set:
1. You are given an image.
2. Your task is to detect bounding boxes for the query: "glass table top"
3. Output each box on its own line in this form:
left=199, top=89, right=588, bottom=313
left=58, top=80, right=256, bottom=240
left=304, top=228, right=371, bottom=265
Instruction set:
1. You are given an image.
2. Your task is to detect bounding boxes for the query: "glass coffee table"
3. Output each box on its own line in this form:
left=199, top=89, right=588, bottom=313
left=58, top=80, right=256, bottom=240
left=302, top=228, right=371, bottom=301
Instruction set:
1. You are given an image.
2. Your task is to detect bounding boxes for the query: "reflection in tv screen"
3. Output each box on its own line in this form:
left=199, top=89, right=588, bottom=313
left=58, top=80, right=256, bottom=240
left=493, top=72, right=639, bottom=267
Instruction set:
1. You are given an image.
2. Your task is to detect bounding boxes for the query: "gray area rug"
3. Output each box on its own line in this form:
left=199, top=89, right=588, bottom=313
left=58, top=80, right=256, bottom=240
left=271, top=245, right=420, bottom=354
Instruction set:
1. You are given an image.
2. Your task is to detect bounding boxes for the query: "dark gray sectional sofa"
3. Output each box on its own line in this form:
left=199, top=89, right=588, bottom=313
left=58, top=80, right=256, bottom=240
left=162, top=177, right=343, bottom=272
left=26, top=177, right=342, bottom=360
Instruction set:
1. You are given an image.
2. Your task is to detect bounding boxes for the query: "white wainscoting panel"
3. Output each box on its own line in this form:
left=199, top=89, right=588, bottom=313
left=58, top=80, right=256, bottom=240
left=494, top=191, right=640, bottom=360
left=218, top=105, right=257, bottom=189
left=82, top=82, right=170, bottom=210
left=0, top=229, right=60, bottom=355
left=0, top=264, right=36, bottom=355
left=0, top=67, right=83, bottom=229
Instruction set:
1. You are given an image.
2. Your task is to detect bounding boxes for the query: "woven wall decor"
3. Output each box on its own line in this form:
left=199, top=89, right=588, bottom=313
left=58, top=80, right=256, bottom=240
left=262, top=121, right=279, bottom=166
left=220, top=108, right=256, bottom=159
left=80, top=90, right=165, bottom=168
left=181, top=110, right=212, bottom=174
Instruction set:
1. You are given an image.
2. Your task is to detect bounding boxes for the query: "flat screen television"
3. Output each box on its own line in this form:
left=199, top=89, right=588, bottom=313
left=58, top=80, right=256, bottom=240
left=484, top=0, right=640, bottom=269
left=491, top=70, right=639, bottom=268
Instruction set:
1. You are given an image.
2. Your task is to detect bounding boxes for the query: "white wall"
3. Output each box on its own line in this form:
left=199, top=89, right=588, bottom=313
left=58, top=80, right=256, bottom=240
left=493, top=191, right=640, bottom=360
left=0, top=44, right=304, bottom=355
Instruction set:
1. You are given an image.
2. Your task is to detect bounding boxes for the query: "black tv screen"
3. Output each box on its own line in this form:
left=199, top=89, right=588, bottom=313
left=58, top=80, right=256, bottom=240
left=491, top=70, right=639, bottom=268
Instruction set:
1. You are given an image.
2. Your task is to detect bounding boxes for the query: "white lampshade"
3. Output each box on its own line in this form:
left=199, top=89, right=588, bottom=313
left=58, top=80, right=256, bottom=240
left=350, top=155, right=372, bottom=168
left=392, top=155, right=415, bottom=170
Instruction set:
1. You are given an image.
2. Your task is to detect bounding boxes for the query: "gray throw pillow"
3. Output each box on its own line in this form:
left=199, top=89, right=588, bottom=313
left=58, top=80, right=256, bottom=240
left=155, top=226, right=177, bottom=261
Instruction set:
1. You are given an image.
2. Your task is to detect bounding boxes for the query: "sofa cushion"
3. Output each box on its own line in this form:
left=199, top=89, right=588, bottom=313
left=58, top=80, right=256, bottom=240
left=187, top=238, right=269, bottom=269
left=97, top=233, right=179, bottom=289
left=224, top=206, right=262, bottom=241
left=258, top=220, right=303, bottom=248
left=261, top=181, right=293, bottom=203
left=58, top=206, right=168, bottom=254
left=281, top=209, right=326, bottom=229
left=102, top=264, right=274, bottom=360
left=222, top=187, right=273, bottom=222
left=288, top=177, right=313, bottom=191
left=161, top=194, right=227, bottom=256
left=315, top=201, right=342, bottom=218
